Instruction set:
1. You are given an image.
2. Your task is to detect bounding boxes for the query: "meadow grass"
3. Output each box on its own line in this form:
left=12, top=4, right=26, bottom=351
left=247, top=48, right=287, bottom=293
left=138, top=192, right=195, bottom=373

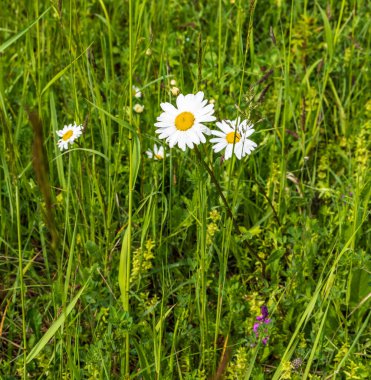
left=0, top=0, right=370, bottom=379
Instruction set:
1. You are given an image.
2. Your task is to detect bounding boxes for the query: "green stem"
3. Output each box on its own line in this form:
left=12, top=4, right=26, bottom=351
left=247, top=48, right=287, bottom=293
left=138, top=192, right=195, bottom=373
left=16, top=183, right=27, bottom=379
left=253, top=179, right=281, bottom=227
left=124, top=0, right=134, bottom=375
left=193, top=146, right=266, bottom=278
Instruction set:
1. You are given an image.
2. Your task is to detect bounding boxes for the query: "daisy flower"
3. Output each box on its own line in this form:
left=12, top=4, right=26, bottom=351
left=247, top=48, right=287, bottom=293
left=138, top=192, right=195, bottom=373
left=145, top=144, right=168, bottom=160
left=210, top=118, right=257, bottom=160
left=56, top=122, right=83, bottom=151
left=132, top=85, right=142, bottom=98
left=155, top=91, right=216, bottom=151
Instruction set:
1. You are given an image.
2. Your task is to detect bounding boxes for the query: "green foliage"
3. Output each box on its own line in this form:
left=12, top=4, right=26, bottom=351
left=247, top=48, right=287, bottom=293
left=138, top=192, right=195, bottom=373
left=0, top=0, right=369, bottom=378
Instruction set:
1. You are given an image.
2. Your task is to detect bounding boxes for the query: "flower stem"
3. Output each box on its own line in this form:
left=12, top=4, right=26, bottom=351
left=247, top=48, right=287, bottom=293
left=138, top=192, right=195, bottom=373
left=193, top=146, right=266, bottom=278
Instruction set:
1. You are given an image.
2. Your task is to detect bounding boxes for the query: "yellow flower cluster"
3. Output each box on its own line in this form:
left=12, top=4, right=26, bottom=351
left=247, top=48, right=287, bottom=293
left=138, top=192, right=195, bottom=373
left=355, top=123, right=369, bottom=180
left=226, top=347, right=249, bottom=379
left=206, top=209, right=221, bottom=245
left=243, top=291, right=265, bottom=316
left=130, top=239, right=155, bottom=284
left=281, top=360, right=292, bottom=379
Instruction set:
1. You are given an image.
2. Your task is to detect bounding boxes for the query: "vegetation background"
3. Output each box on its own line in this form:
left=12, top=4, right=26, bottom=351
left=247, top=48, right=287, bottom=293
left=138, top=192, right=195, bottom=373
left=0, top=0, right=370, bottom=378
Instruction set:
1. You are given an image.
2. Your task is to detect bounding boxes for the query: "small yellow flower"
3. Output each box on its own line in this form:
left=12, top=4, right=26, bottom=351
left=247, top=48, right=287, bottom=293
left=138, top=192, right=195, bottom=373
left=130, top=239, right=155, bottom=284
left=56, top=192, right=64, bottom=203
left=281, top=361, right=292, bottom=379
left=209, top=209, right=221, bottom=222
left=206, top=222, right=218, bottom=245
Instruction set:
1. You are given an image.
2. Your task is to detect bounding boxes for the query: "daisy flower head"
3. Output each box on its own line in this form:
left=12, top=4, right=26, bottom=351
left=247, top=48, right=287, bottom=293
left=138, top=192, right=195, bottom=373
left=210, top=117, right=257, bottom=160
left=155, top=91, right=216, bottom=151
left=132, top=85, right=142, bottom=98
left=56, top=122, right=83, bottom=151
left=145, top=144, right=168, bottom=160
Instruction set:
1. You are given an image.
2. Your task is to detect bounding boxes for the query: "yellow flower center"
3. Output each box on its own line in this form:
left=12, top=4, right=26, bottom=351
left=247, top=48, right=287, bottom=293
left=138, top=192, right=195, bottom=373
left=226, top=131, right=241, bottom=144
left=155, top=154, right=163, bottom=160
left=175, top=112, right=195, bottom=131
left=62, top=130, right=74, bottom=141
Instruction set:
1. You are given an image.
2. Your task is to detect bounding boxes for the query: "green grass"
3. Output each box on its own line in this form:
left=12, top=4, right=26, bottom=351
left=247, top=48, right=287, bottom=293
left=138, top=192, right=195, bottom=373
left=0, top=0, right=370, bottom=379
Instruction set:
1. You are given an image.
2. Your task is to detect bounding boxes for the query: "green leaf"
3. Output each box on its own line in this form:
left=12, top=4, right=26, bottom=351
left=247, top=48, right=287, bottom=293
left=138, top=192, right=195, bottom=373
left=26, top=279, right=90, bottom=363
left=41, top=43, right=93, bottom=96
left=0, top=8, right=50, bottom=53
left=86, top=99, right=138, bottom=135
left=349, top=268, right=370, bottom=314
left=317, top=3, right=334, bottom=59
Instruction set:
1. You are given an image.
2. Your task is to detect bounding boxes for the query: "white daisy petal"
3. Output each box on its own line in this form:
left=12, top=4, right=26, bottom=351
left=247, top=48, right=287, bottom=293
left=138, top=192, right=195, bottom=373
left=244, top=129, right=255, bottom=138
left=132, top=85, right=142, bottom=98
left=160, top=102, right=177, bottom=114
left=213, top=142, right=227, bottom=153
left=146, top=143, right=168, bottom=160
left=194, top=91, right=204, bottom=103
left=210, top=130, right=226, bottom=138
left=225, top=145, right=233, bottom=160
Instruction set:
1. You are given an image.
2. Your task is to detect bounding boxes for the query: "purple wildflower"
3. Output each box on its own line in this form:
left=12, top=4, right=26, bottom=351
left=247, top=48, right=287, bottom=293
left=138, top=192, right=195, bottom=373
left=253, top=322, right=260, bottom=335
left=253, top=305, right=271, bottom=345
left=261, top=305, right=269, bottom=319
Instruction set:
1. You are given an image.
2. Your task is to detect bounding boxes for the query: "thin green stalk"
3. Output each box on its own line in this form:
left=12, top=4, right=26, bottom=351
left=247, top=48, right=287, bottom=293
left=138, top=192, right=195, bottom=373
left=123, top=0, right=134, bottom=376
left=196, top=169, right=208, bottom=369
left=218, top=0, right=222, bottom=91
left=15, top=183, right=27, bottom=379
left=238, top=0, right=256, bottom=106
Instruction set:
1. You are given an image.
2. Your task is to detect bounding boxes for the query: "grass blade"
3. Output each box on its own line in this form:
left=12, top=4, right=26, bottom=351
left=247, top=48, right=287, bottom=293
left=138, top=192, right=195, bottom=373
left=0, top=8, right=50, bottom=53
left=26, top=279, right=90, bottom=364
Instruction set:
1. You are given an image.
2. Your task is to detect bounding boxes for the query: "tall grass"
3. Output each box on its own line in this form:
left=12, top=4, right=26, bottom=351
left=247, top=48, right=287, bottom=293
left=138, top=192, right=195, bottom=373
left=0, top=0, right=370, bottom=379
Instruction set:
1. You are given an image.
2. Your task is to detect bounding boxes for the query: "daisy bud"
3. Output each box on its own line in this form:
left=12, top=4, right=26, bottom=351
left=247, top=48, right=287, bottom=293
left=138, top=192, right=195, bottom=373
left=171, top=86, right=180, bottom=96
left=133, top=104, right=144, bottom=113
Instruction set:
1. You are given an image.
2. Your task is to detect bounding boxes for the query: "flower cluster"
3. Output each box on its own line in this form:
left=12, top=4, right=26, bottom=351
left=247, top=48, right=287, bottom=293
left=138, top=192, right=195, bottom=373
left=55, top=91, right=258, bottom=161
left=154, top=91, right=257, bottom=160
left=206, top=209, right=221, bottom=245
left=253, top=305, right=271, bottom=345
